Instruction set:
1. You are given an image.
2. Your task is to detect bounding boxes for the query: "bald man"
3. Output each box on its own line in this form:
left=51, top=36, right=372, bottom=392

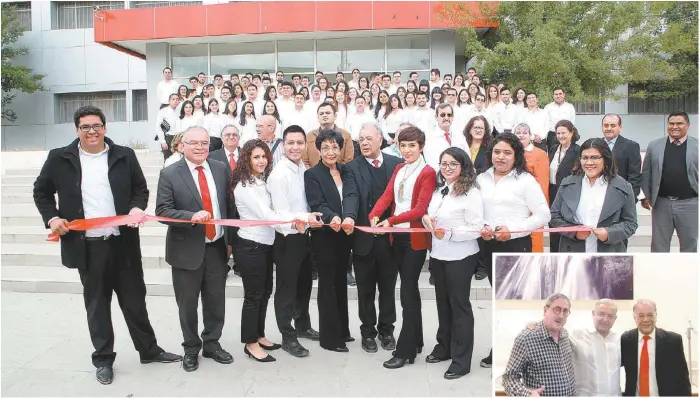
left=256, top=114, right=285, bottom=168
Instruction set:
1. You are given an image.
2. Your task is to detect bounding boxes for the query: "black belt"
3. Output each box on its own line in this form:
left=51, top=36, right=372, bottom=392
left=661, top=195, right=697, bottom=201
left=85, top=235, right=115, bottom=242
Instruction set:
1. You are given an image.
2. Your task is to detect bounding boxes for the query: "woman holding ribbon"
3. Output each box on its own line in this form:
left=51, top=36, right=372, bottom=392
left=422, top=147, right=483, bottom=380
left=369, top=126, right=437, bottom=369
left=550, top=138, right=638, bottom=252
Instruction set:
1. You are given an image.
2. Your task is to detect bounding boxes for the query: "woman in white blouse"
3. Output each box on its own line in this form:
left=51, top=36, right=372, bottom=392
left=175, top=100, right=200, bottom=134
left=222, top=99, right=239, bottom=126
left=203, top=99, right=227, bottom=151
left=333, top=91, right=349, bottom=131
left=231, top=139, right=319, bottom=363
left=380, top=94, right=407, bottom=145
left=550, top=138, right=637, bottom=252
left=191, top=95, right=206, bottom=122
left=476, top=132, right=551, bottom=368
left=422, top=147, right=483, bottom=380
left=238, top=101, right=257, bottom=144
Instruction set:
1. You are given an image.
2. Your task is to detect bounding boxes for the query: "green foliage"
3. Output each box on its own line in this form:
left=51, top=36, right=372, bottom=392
left=2, top=3, right=46, bottom=123
left=439, top=1, right=698, bottom=103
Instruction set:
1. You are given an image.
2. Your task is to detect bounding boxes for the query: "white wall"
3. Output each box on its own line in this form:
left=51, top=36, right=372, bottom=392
left=493, top=254, right=699, bottom=390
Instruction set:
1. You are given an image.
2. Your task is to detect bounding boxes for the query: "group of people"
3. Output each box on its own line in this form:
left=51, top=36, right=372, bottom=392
left=502, top=296, right=691, bottom=397
left=32, top=66, right=697, bottom=387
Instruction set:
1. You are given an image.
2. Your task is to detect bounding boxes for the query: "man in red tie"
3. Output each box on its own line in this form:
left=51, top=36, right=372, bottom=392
left=620, top=299, right=691, bottom=396
left=156, top=126, right=234, bottom=372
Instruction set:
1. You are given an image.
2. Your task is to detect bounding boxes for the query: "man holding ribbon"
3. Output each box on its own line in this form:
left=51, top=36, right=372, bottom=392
left=33, top=106, right=182, bottom=385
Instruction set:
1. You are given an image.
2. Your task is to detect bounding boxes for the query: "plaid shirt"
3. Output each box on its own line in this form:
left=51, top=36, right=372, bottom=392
left=502, top=321, right=577, bottom=396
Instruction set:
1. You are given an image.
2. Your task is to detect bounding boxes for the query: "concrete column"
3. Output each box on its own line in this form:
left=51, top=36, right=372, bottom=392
left=146, top=42, right=168, bottom=151
left=429, top=30, right=456, bottom=77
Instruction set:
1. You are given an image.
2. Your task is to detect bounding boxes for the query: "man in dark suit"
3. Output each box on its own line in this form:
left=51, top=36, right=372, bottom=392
left=208, top=124, right=241, bottom=276
left=155, top=126, right=233, bottom=372
left=602, top=114, right=642, bottom=200
left=620, top=299, right=691, bottom=397
left=33, top=106, right=181, bottom=385
left=346, top=122, right=402, bottom=353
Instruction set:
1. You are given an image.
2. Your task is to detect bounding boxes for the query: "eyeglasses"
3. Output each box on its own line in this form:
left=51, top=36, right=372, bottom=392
left=438, top=113, right=454, bottom=118
left=439, top=162, right=460, bottom=170
left=78, top=124, right=105, bottom=132
left=580, top=155, right=603, bottom=162
left=320, top=146, right=340, bottom=153
left=548, top=306, right=570, bottom=316
left=184, top=140, right=210, bottom=148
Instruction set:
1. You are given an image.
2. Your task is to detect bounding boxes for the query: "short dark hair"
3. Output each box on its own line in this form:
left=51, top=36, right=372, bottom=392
left=552, top=87, right=565, bottom=94
left=668, top=111, right=690, bottom=123
left=281, top=81, right=294, bottom=89
left=467, top=67, right=476, bottom=73
left=188, top=76, right=197, bottom=82
left=317, top=102, right=336, bottom=114
left=230, top=73, right=239, bottom=78
left=198, top=72, right=206, bottom=76
left=292, top=74, right=301, bottom=80
left=214, top=74, right=223, bottom=79
left=499, top=86, right=511, bottom=94
left=163, top=67, right=172, bottom=73
left=262, top=76, right=272, bottom=83
left=382, top=74, right=391, bottom=80
left=409, top=71, right=418, bottom=77
left=555, top=120, right=580, bottom=143
left=430, top=68, right=441, bottom=76
left=247, top=84, right=257, bottom=91
left=397, top=126, right=426, bottom=148
left=315, top=130, right=344, bottom=151
left=393, top=71, right=401, bottom=76
left=573, top=138, right=618, bottom=182
left=602, top=113, right=622, bottom=125
left=416, top=91, right=428, bottom=98
left=252, top=74, right=261, bottom=81
left=444, top=73, right=453, bottom=79
left=74, top=106, right=106, bottom=128
left=283, top=124, right=306, bottom=141
left=336, top=71, right=344, bottom=76
left=315, top=71, right=323, bottom=75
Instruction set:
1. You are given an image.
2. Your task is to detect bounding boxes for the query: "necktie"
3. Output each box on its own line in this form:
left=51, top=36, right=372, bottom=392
left=444, top=132, right=452, bottom=145
left=639, top=335, right=650, bottom=396
left=195, top=166, right=216, bottom=241
left=673, top=139, right=682, bottom=146
left=372, top=159, right=380, bottom=168
left=229, top=152, right=236, bottom=171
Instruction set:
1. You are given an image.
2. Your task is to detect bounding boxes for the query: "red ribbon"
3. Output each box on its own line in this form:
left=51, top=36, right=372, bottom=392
left=46, top=214, right=592, bottom=242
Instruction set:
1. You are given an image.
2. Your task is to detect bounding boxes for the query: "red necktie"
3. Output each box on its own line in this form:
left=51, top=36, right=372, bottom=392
left=196, top=166, right=216, bottom=241
left=229, top=152, right=236, bottom=171
left=372, top=159, right=380, bottom=168
left=639, top=335, right=650, bottom=396
left=444, top=132, right=452, bottom=145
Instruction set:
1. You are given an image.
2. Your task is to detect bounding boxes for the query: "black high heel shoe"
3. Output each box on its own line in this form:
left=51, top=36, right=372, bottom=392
left=259, top=342, right=282, bottom=351
left=383, top=356, right=415, bottom=369
left=244, top=346, right=276, bottom=362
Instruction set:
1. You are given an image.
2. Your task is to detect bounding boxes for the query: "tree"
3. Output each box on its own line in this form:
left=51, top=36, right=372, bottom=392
left=438, top=1, right=698, bottom=103
left=2, top=3, right=46, bottom=123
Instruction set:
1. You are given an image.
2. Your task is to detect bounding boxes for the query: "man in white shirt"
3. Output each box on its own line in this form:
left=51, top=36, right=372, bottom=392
left=303, top=86, right=323, bottom=128
left=212, top=74, right=224, bottom=99
left=389, top=71, right=404, bottom=95
left=268, top=124, right=323, bottom=358
left=275, top=81, right=296, bottom=118
left=568, top=299, right=622, bottom=396
left=429, top=68, right=444, bottom=92
left=445, top=87, right=459, bottom=108
left=463, top=93, right=494, bottom=134
left=492, top=87, right=519, bottom=134
left=516, top=92, right=549, bottom=149
left=466, top=67, right=477, bottom=84
left=195, top=72, right=206, bottom=95
left=381, top=74, right=392, bottom=94
left=155, top=94, right=181, bottom=160
left=284, top=93, right=313, bottom=133
left=424, top=104, right=460, bottom=170
left=544, top=87, right=577, bottom=150
left=256, top=115, right=285, bottom=167
left=412, top=92, right=436, bottom=133
left=409, top=71, right=419, bottom=84
left=219, top=87, right=232, bottom=108
left=157, top=67, right=179, bottom=108
left=335, top=71, right=345, bottom=85
left=347, top=96, right=376, bottom=142
left=275, top=71, right=285, bottom=83
left=443, top=73, right=453, bottom=87
left=246, top=84, right=265, bottom=117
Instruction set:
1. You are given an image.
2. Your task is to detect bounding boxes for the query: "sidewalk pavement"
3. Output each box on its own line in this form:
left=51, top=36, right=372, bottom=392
left=1, top=292, right=493, bottom=397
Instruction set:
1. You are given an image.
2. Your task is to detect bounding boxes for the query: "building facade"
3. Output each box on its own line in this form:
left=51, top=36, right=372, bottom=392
left=1, top=0, right=697, bottom=151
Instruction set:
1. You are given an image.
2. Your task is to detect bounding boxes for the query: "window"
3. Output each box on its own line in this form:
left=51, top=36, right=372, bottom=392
left=7, top=2, right=32, bottom=31
left=130, top=1, right=202, bottom=8
left=628, top=83, right=698, bottom=114
left=53, top=1, right=124, bottom=30
left=277, top=40, right=314, bottom=74
left=172, top=44, right=208, bottom=80
left=211, top=42, right=275, bottom=76
left=387, top=35, right=430, bottom=71
left=132, top=90, right=148, bottom=121
left=55, top=92, right=127, bottom=123
left=316, top=37, right=384, bottom=74
left=572, top=98, right=603, bottom=115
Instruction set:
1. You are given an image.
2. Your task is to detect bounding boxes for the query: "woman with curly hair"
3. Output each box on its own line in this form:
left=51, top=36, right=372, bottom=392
left=231, top=139, right=319, bottom=363
left=422, top=147, right=483, bottom=380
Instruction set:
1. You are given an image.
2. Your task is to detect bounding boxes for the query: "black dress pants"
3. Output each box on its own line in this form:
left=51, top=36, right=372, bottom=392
left=171, top=239, right=228, bottom=353
left=548, top=183, right=561, bottom=252
left=78, top=237, right=163, bottom=367
left=273, top=232, right=313, bottom=342
left=430, top=253, right=478, bottom=375
left=235, top=237, right=274, bottom=344
left=392, top=234, right=427, bottom=359
left=311, top=230, right=352, bottom=350
left=161, top=134, right=175, bottom=161
left=352, top=235, right=398, bottom=339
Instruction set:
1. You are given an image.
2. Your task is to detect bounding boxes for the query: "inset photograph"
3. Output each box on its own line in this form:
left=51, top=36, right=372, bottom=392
left=493, top=254, right=698, bottom=397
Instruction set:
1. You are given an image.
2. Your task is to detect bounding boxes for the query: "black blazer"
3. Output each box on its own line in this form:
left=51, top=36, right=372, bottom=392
left=471, top=145, right=489, bottom=175
left=346, top=154, right=402, bottom=255
left=155, top=158, right=231, bottom=270
left=207, top=147, right=240, bottom=246
left=304, top=162, right=359, bottom=233
left=620, top=328, right=691, bottom=397
left=33, top=138, right=148, bottom=270
left=611, top=135, right=642, bottom=200
left=548, top=143, right=580, bottom=185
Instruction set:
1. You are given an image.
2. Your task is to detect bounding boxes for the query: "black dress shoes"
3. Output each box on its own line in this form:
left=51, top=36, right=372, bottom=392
left=480, top=352, right=492, bottom=368
left=344, top=336, right=356, bottom=343
left=444, top=370, right=467, bottom=380
left=326, top=346, right=349, bottom=353
left=244, top=346, right=276, bottom=362
left=426, top=354, right=450, bottom=364
left=378, top=334, right=396, bottom=351
left=474, top=269, right=487, bottom=280
left=297, top=328, right=320, bottom=341
left=361, top=338, right=378, bottom=353
left=347, top=272, right=357, bottom=286
left=140, top=351, right=182, bottom=364
left=429, top=274, right=435, bottom=286
left=203, top=348, right=234, bottom=364
left=383, top=356, right=415, bottom=369
left=282, top=340, right=310, bottom=358
left=259, top=342, right=282, bottom=351
left=182, top=353, right=199, bottom=372
left=95, top=366, right=113, bottom=385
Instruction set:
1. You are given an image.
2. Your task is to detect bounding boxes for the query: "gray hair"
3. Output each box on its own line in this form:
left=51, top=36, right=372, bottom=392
left=545, top=293, right=571, bottom=309
left=513, top=123, right=531, bottom=136
left=435, top=103, right=453, bottom=117
left=183, top=125, right=207, bottom=140
left=359, top=121, right=382, bottom=138
left=221, top=124, right=239, bottom=135
left=594, top=298, right=618, bottom=313
left=632, top=299, right=657, bottom=313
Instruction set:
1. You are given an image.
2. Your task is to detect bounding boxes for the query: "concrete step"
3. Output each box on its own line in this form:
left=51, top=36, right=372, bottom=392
left=0, top=265, right=492, bottom=300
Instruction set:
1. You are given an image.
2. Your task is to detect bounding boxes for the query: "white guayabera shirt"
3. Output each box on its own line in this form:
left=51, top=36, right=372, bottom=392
left=568, top=326, right=621, bottom=396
